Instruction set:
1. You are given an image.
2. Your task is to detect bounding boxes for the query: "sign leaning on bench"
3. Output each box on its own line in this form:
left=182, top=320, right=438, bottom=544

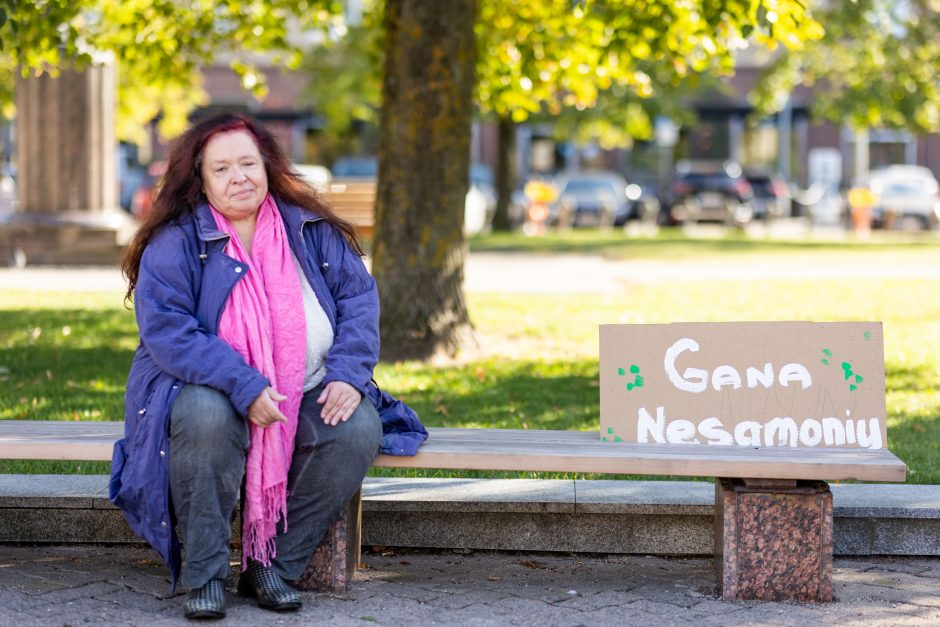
left=599, top=321, right=887, bottom=450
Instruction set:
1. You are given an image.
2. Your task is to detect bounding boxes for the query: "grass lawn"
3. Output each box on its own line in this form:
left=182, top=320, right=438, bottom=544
left=1, top=229, right=938, bottom=483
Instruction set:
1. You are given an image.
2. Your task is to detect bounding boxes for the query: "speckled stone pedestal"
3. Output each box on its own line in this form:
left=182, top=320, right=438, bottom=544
left=715, top=478, right=833, bottom=602
left=292, top=490, right=362, bottom=593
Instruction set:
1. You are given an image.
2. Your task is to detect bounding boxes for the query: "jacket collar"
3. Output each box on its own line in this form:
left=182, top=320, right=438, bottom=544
left=192, top=203, right=229, bottom=242
left=192, top=197, right=323, bottom=243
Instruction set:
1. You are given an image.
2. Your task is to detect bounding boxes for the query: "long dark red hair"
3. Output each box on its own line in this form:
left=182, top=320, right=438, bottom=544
left=122, top=113, right=362, bottom=302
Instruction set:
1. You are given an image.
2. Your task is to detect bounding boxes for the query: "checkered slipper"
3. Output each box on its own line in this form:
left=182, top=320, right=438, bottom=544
left=237, top=560, right=302, bottom=612
left=183, top=578, right=226, bottom=620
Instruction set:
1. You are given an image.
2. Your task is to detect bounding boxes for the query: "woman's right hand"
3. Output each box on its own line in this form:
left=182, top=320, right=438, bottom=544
left=247, top=387, right=288, bottom=428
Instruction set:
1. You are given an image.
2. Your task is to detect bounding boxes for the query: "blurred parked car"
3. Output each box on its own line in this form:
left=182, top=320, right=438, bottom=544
left=745, top=170, right=792, bottom=220
left=868, top=165, right=940, bottom=230
left=118, top=143, right=148, bottom=211
left=332, top=156, right=378, bottom=178
left=129, top=161, right=166, bottom=218
left=0, top=163, right=15, bottom=215
left=624, top=176, right=661, bottom=224
left=664, top=160, right=755, bottom=226
left=551, top=172, right=634, bottom=227
left=294, top=164, right=332, bottom=191
left=467, top=163, right=497, bottom=235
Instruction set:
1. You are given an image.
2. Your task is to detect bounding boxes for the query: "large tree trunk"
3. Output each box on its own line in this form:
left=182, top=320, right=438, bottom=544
left=372, top=0, right=477, bottom=361
left=491, top=115, right=517, bottom=231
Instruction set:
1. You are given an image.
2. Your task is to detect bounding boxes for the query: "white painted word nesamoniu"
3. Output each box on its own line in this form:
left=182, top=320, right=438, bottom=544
left=599, top=322, right=887, bottom=450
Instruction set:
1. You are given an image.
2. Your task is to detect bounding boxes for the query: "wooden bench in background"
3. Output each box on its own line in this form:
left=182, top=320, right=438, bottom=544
left=0, top=420, right=905, bottom=601
left=323, top=179, right=376, bottom=238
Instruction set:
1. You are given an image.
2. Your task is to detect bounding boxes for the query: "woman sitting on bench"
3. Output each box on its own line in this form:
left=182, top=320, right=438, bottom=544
left=110, top=113, right=382, bottom=619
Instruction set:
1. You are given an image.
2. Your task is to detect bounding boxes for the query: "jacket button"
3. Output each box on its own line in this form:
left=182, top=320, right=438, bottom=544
left=138, top=409, right=146, bottom=415
left=159, top=450, right=166, bottom=457
left=235, top=267, right=243, bottom=273
left=160, top=521, right=167, bottom=527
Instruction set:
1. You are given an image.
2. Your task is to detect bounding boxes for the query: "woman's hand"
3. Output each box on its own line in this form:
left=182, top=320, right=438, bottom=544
left=247, top=387, right=288, bottom=428
left=318, top=381, right=362, bottom=426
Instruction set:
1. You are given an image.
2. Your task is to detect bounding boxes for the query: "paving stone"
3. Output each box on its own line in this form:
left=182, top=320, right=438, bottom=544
left=0, top=545, right=938, bottom=624
left=553, top=588, right=645, bottom=611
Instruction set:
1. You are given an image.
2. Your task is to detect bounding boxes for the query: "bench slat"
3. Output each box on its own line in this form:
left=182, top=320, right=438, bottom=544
left=378, top=428, right=906, bottom=482
left=0, top=421, right=905, bottom=482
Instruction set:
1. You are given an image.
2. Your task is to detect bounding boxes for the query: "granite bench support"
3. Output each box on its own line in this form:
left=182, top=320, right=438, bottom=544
left=0, top=421, right=906, bottom=602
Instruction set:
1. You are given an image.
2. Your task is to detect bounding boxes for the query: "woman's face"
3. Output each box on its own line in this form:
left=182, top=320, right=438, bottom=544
left=200, top=130, right=269, bottom=221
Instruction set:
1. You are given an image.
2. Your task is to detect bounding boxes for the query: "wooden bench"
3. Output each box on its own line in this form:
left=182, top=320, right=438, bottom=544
left=0, top=420, right=906, bottom=601
left=323, top=179, right=376, bottom=238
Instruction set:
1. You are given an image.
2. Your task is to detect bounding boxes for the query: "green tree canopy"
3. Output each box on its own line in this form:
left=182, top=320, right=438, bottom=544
left=0, top=0, right=343, bottom=142
left=752, top=0, right=940, bottom=133
left=302, top=0, right=822, bottom=149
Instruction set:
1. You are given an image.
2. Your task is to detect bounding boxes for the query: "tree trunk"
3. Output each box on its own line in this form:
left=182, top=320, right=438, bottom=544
left=372, top=0, right=478, bottom=361
left=491, top=115, right=517, bottom=231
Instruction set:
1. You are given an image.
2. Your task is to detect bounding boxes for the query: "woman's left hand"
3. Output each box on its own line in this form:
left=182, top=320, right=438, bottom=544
left=318, top=380, right=362, bottom=426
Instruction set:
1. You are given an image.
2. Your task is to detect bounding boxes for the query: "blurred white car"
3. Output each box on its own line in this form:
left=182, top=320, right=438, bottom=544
left=869, top=165, right=940, bottom=230
left=294, top=164, right=332, bottom=192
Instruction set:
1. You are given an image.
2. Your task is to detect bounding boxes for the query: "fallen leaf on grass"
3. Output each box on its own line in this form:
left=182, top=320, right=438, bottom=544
left=487, top=575, right=502, bottom=581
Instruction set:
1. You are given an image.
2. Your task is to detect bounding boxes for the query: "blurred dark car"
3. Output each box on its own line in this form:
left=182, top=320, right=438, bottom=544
left=551, top=172, right=633, bottom=227
left=664, top=160, right=755, bottom=226
left=118, top=143, right=148, bottom=211
left=332, top=156, right=378, bottom=178
left=745, top=170, right=792, bottom=220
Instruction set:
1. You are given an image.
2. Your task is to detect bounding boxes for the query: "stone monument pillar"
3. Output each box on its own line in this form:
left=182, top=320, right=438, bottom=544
left=0, top=62, right=135, bottom=266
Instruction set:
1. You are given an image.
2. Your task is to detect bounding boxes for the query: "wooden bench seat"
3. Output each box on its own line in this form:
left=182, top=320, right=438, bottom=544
left=0, top=421, right=905, bottom=482
left=0, top=419, right=907, bottom=602
left=323, top=180, right=376, bottom=237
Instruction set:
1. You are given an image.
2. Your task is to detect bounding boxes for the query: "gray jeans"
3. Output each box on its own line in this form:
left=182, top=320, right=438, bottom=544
left=169, top=383, right=382, bottom=589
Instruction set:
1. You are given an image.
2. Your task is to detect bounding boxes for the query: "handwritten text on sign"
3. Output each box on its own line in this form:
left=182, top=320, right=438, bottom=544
left=598, top=322, right=887, bottom=450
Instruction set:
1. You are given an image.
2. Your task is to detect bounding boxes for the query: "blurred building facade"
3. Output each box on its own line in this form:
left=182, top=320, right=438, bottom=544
left=136, top=47, right=940, bottom=204
left=470, top=54, right=940, bottom=195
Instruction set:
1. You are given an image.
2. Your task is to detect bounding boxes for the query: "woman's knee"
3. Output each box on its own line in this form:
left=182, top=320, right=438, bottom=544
left=335, top=398, right=382, bottom=455
left=170, top=384, right=249, bottom=450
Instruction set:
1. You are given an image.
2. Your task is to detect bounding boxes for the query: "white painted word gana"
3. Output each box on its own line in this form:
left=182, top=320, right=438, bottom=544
left=664, top=338, right=813, bottom=393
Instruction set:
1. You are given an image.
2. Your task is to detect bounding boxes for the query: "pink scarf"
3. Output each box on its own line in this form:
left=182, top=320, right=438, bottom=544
left=210, top=194, right=306, bottom=567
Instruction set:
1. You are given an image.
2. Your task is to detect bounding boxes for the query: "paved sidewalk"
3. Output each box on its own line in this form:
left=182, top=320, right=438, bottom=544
left=1, top=247, right=936, bottom=297
left=0, top=545, right=938, bottom=626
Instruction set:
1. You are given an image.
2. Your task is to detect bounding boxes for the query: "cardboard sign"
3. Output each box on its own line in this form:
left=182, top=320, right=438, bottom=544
left=599, top=322, right=886, bottom=449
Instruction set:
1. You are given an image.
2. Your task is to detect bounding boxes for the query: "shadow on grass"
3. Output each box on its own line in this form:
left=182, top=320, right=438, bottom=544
left=380, top=359, right=600, bottom=432
left=0, top=307, right=133, bottom=474
left=883, top=361, right=940, bottom=484
left=0, top=346, right=130, bottom=418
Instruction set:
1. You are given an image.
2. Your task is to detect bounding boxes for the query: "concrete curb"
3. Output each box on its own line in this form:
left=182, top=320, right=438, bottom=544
left=1, top=476, right=938, bottom=556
